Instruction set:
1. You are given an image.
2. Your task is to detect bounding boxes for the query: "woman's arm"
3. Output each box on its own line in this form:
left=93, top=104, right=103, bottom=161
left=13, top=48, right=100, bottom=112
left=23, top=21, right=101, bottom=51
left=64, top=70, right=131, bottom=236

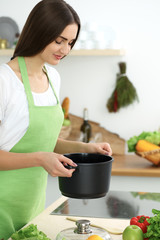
left=55, top=138, right=112, bottom=156
left=0, top=150, right=39, bottom=170
left=0, top=150, right=77, bottom=177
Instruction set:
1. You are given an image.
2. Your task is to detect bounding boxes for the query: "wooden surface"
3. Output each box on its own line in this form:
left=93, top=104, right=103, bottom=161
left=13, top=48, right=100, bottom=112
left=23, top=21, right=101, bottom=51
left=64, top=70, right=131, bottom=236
left=66, top=114, right=125, bottom=155
left=69, top=49, right=125, bottom=56
left=112, top=154, right=160, bottom=177
left=0, top=48, right=125, bottom=56
left=9, top=196, right=129, bottom=240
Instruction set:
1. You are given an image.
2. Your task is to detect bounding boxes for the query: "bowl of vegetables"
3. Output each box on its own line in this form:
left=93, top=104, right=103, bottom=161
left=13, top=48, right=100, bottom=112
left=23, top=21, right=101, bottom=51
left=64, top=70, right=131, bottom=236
left=127, top=131, right=160, bottom=166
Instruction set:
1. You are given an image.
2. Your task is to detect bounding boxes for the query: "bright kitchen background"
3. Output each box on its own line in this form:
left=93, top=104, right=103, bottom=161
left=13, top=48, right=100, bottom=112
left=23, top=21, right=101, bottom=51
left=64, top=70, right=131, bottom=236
left=1, top=0, right=160, bottom=143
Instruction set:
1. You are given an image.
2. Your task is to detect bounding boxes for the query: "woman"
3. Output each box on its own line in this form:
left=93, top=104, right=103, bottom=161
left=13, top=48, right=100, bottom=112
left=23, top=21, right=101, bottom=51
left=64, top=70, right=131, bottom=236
left=0, top=0, right=112, bottom=239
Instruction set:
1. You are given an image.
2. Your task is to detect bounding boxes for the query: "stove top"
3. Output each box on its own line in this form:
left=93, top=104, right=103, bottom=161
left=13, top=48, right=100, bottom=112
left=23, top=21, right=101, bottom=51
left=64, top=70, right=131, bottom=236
left=51, top=191, right=160, bottom=219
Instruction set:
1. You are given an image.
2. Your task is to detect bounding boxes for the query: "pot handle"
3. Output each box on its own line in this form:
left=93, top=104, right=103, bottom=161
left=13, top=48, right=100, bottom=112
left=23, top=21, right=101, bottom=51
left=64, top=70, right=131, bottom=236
left=64, top=164, right=77, bottom=169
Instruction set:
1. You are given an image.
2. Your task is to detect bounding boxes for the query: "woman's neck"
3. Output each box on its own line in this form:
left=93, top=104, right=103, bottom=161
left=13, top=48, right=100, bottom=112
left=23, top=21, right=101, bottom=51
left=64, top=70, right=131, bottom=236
left=24, top=56, right=45, bottom=78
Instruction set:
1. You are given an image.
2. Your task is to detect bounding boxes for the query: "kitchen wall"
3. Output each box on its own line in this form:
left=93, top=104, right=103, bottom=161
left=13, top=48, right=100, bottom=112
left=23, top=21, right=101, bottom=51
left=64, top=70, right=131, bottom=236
left=1, top=0, right=160, bottom=145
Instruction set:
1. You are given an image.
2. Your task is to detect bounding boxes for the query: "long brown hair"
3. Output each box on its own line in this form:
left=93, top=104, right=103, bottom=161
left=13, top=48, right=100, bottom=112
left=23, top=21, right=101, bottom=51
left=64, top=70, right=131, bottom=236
left=12, top=0, right=80, bottom=59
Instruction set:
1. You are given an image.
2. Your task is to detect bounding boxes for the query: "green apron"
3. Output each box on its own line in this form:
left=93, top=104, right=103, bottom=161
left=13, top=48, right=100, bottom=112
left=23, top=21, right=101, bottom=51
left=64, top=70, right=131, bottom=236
left=0, top=57, right=64, bottom=239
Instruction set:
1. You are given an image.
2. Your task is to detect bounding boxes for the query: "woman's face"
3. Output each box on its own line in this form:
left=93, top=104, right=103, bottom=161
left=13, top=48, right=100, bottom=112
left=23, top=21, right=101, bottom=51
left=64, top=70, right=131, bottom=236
left=40, top=23, right=78, bottom=65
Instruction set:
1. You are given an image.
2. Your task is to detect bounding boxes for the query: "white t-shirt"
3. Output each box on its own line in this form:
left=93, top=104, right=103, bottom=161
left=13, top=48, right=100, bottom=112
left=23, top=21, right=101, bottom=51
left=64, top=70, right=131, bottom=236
left=0, top=63, right=61, bottom=152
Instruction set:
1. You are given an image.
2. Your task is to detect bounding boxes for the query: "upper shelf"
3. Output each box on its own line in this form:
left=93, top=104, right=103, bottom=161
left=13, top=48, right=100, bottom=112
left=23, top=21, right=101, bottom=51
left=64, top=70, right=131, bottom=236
left=0, top=48, right=125, bottom=56
left=69, top=49, right=125, bottom=56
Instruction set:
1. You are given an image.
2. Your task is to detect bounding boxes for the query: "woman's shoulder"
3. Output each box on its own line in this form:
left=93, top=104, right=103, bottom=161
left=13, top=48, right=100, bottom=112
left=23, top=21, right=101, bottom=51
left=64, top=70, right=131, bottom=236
left=0, top=63, right=16, bottom=78
left=0, top=63, right=22, bottom=90
left=0, top=64, right=12, bottom=85
left=0, top=63, right=11, bottom=76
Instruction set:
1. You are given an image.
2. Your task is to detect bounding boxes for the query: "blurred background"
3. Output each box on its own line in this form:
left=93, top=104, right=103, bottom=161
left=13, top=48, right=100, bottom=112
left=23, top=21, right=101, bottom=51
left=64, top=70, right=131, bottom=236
left=0, top=0, right=160, bottom=141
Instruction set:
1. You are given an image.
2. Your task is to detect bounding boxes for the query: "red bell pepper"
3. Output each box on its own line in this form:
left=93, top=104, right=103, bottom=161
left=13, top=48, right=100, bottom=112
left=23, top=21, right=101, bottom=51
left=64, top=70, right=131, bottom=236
left=130, top=215, right=150, bottom=233
left=113, top=90, right=118, bottom=112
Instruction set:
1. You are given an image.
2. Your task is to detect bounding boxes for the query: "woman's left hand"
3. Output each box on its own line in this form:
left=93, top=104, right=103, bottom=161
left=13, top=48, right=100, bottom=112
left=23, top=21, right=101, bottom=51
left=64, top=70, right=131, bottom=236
left=84, top=142, right=112, bottom=156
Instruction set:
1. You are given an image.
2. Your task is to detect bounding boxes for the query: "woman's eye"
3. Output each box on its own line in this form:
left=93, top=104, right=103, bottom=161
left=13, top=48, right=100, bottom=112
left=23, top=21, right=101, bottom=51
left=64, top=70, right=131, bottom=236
left=55, top=40, right=62, bottom=45
left=69, top=41, right=74, bottom=46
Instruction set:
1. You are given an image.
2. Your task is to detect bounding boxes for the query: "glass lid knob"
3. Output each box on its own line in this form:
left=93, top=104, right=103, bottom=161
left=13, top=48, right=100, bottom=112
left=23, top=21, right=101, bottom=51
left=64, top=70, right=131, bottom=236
left=74, top=219, right=92, bottom=234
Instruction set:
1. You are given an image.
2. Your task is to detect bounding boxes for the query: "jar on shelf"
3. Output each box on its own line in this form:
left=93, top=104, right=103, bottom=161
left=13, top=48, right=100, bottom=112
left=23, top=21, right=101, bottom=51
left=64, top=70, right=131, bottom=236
left=0, top=38, right=8, bottom=49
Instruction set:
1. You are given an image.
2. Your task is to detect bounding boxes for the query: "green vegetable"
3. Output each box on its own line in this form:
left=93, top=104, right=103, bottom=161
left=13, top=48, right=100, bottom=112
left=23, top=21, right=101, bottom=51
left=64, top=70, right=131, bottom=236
left=144, top=209, right=160, bottom=239
left=127, top=131, right=160, bottom=152
left=11, top=224, right=51, bottom=240
left=131, top=192, right=160, bottom=202
left=63, top=119, right=71, bottom=126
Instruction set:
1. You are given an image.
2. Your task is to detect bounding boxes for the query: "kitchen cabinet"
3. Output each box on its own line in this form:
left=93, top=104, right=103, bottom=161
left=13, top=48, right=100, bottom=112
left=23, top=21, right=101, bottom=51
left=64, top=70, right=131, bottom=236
left=0, top=48, right=125, bottom=56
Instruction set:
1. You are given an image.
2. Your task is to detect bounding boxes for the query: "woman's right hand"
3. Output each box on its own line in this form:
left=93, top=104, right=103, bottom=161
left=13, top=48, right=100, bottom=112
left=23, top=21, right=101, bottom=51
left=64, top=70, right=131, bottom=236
left=37, top=152, right=77, bottom=177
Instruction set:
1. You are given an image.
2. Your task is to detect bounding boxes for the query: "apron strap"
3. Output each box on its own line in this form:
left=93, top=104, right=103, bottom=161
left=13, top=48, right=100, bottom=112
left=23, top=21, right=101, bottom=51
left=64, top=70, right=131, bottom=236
left=18, top=57, right=60, bottom=106
left=18, top=56, right=34, bottom=106
left=43, top=66, right=59, bottom=104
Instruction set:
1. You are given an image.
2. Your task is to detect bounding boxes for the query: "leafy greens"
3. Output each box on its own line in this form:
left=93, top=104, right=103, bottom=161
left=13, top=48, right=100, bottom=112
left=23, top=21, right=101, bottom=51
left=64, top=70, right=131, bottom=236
left=127, top=131, right=160, bottom=152
left=11, top=224, right=51, bottom=240
left=144, top=209, right=160, bottom=239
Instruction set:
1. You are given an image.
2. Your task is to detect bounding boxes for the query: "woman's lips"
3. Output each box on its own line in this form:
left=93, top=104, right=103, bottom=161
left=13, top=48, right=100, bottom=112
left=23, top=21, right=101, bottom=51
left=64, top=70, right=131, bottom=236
left=54, top=54, right=62, bottom=60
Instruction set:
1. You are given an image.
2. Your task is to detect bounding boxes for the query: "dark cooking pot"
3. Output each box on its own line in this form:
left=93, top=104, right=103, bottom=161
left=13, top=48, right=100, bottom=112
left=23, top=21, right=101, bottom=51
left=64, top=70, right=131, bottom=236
left=58, top=153, right=113, bottom=199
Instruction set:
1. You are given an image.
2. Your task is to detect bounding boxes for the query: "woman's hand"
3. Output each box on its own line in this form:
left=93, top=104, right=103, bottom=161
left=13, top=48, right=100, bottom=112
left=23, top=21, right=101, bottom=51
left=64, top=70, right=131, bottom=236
left=37, top=152, right=77, bottom=177
left=84, top=142, right=112, bottom=156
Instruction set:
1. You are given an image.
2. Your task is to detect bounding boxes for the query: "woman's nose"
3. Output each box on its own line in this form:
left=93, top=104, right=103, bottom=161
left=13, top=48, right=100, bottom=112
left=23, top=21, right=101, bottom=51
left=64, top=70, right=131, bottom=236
left=60, top=44, right=71, bottom=55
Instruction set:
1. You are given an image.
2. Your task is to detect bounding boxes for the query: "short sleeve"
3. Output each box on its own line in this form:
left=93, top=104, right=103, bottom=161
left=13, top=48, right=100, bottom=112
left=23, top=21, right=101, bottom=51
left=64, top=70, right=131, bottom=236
left=0, top=77, right=4, bottom=122
left=0, top=68, right=8, bottom=122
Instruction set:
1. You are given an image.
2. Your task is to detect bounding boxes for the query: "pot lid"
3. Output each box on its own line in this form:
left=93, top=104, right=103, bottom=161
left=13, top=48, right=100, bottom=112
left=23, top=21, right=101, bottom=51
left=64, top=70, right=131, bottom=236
left=56, top=219, right=112, bottom=240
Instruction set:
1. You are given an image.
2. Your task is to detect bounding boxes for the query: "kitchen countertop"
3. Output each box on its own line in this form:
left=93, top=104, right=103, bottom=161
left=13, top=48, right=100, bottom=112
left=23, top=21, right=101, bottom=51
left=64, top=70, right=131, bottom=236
left=112, top=154, right=160, bottom=177
left=9, top=196, right=129, bottom=240
left=9, top=190, right=160, bottom=239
